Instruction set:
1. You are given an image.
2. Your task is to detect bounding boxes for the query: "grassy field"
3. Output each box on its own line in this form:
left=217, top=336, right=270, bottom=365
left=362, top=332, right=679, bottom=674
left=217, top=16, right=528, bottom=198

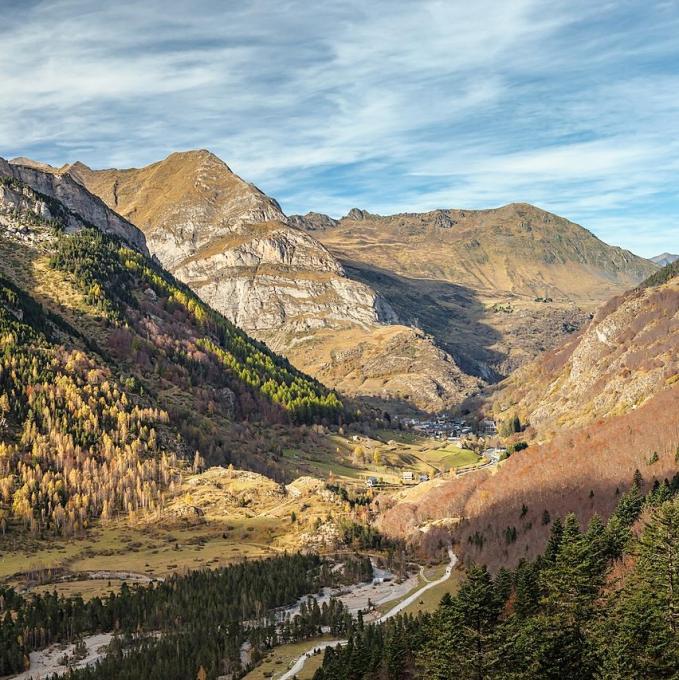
left=0, top=520, right=281, bottom=593
left=0, top=468, right=340, bottom=597
left=400, top=564, right=460, bottom=616
left=243, top=637, right=332, bottom=680
left=30, top=579, right=125, bottom=601
left=419, top=445, right=480, bottom=471
left=0, top=432, right=469, bottom=601
left=287, top=432, right=481, bottom=489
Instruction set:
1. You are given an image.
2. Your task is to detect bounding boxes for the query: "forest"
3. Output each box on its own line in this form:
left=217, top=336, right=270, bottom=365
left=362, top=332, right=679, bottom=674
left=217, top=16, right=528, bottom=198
left=0, top=553, right=372, bottom=678
left=0, top=219, right=352, bottom=538
left=0, top=272, right=176, bottom=536
left=314, top=472, right=679, bottom=679
left=49, top=228, right=344, bottom=424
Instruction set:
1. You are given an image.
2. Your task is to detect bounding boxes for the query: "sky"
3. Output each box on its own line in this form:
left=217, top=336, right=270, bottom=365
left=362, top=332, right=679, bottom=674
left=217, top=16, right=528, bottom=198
left=1, top=1, right=677, bottom=257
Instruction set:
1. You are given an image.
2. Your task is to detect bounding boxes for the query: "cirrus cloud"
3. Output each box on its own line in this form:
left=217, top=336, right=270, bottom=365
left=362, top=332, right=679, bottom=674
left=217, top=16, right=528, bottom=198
left=0, top=0, right=677, bottom=256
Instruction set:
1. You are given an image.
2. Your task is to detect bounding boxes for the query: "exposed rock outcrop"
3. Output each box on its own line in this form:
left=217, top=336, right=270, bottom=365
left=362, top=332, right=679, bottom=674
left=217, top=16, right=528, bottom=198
left=486, top=263, right=679, bottom=436
left=287, top=211, right=338, bottom=231
left=26, top=148, right=658, bottom=412
left=2, top=157, right=147, bottom=253
left=65, top=150, right=397, bottom=336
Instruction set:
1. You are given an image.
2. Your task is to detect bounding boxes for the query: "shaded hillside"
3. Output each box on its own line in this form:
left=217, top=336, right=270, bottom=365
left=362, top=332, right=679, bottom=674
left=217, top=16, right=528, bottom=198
left=18, top=152, right=657, bottom=410
left=378, top=383, right=679, bottom=571
left=321, top=488, right=679, bottom=680
left=293, top=204, right=656, bottom=381
left=344, top=259, right=589, bottom=381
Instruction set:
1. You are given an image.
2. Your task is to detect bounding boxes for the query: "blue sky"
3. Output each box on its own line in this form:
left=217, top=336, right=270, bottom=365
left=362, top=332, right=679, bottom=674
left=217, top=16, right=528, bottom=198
left=1, top=0, right=677, bottom=257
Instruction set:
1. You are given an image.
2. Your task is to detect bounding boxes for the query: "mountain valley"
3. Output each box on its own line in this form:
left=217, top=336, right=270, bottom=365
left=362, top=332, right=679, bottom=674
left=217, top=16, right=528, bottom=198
left=0, top=151, right=676, bottom=680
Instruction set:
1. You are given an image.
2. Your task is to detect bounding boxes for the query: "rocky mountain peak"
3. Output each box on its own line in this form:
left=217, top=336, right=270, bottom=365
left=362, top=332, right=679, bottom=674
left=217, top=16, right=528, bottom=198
left=288, top=212, right=339, bottom=231
left=63, top=151, right=399, bottom=345
left=345, top=208, right=371, bottom=221
left=651, top=252, right=679, bottom=266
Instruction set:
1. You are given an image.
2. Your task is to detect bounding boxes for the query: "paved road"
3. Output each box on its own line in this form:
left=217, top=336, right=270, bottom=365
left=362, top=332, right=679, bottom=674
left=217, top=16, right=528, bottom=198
left=277, top=547, right=457, bottom=680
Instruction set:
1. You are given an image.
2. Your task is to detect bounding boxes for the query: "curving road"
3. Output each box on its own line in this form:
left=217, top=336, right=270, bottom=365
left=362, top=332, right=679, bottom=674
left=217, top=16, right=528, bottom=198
left=277, top=547, right=457, bottom=680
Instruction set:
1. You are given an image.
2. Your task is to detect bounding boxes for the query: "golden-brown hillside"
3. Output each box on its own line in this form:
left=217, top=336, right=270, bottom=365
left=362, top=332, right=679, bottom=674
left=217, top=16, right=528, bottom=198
left=486, top=266, right=678, bottom=438
left=307, top=203, right=657, bottom=301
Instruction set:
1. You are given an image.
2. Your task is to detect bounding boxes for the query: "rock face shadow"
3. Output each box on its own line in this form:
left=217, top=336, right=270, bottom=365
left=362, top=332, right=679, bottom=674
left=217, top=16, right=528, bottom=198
left=342, top=260, right=506, bottom=382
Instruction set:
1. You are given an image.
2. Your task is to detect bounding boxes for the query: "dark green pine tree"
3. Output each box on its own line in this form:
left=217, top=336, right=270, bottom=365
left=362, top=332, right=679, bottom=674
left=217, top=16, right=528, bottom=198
left=513, top=559, right=541, bottom=619
left=509, top=513, right=606, bottom=679
left=595, top=497, right=679, bottom=678
left=418, top=594, right=462, bottom=679
left=544, top=516, right=564, bottom=562
left=384, top=623, right=408, bottom=680
left=419, top=564, right=501, bottom=679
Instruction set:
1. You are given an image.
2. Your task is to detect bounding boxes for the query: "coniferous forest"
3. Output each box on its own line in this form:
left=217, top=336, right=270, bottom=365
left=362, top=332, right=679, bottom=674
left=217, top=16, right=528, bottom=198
left=0, top=553, right=372, bottom=678
left=314, top=475, right=679, bottom=680
left=0, top=218, right=349, bottom=537
left=2, top=473, right=676, bottom=679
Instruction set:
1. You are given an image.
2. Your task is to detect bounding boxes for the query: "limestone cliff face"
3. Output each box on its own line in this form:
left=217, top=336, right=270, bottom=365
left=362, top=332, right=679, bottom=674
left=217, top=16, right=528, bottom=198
left=2, top=157, right=147, bottom=254
left=172, top=222, right=398, bottom=336
left=65, top=150, right=396, bottom=339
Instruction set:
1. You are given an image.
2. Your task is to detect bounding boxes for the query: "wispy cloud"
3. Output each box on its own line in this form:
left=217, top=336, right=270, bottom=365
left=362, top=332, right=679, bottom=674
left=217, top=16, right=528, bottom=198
left=0, top=0, right=677, bottom=256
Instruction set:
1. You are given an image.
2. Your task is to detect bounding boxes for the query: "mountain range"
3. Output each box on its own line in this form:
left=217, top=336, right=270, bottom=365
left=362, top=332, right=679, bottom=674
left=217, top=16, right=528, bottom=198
left=8, top=150, right=659, bottom=412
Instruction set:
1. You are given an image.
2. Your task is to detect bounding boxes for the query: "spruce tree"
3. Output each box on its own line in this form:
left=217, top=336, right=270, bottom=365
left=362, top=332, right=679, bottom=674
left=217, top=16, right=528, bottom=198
left=596, top=497, right=679, bottom=678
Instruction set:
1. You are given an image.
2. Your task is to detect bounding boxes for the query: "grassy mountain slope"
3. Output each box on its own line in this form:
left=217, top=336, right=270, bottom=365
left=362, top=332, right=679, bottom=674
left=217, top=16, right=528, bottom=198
left=486, top=261, right=679, bottom=438
left=294, top=204, right=657, bottom=381
left=379, top=383, right=678, bottom=569
left=305, top=203, right=657, bottom=301
left=17, top=152, right=658, bottom=411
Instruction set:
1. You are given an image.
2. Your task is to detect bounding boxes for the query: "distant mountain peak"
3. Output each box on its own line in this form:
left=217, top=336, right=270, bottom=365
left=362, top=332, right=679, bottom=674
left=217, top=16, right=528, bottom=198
left=287, top=212, right=338, bottom=231
left=1, top=155, right=148, bottom=254
left=9, top=156, right=57, bottom=172
left=345, top=208, right=372, bottom=221
left=650, top=252, right=679, bottom=266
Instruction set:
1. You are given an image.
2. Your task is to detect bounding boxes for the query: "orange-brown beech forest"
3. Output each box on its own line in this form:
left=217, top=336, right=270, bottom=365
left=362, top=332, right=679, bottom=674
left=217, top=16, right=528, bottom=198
left=377, top=383, right=679, bottom=571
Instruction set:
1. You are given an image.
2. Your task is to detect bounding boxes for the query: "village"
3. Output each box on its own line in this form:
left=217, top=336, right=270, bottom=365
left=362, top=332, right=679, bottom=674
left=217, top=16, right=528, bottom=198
left=363, top=415, right=507, bottom=489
